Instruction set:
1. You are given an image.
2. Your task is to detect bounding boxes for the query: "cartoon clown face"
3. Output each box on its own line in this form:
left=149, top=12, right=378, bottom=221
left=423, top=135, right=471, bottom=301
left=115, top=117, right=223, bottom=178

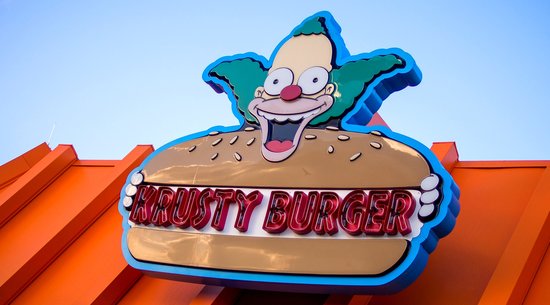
left=206, top=14, right=413, bottom=164
left=248, top=34, right=336, bottom=162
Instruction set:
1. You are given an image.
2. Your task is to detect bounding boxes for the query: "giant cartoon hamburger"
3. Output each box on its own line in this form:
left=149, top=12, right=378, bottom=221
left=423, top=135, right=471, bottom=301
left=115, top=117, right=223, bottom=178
left=119, top=12, right=460, bottom=293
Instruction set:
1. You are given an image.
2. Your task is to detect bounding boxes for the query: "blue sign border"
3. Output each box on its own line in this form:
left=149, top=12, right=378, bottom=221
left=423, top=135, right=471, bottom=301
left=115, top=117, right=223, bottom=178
left=118, top=11, right=460, bottom=294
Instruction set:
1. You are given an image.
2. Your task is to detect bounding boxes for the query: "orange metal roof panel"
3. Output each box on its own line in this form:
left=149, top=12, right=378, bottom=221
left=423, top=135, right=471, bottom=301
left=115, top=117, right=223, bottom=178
left=523, top=245, right=550, bottom=305
left=0, top=163, right=114, bottom=301
left=0, top=144, right=152, bottom=304
left=0, top=186, right=11, bottom=201
left=0, top=145, right=76, bottom=227
left=11, top=204, right=141, bottom=304
left=0, top=164, right=114, bottom=258
left=118, top=276, right=204, bottom=305
left=369, top=165, right=546, bottom=305
left=0, top=142, right=50, bottom=189
left=478, top=163, right=550, bottom=305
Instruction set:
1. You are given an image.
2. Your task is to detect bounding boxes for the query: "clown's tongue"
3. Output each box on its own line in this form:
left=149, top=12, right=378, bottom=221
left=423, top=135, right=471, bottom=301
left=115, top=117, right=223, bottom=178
left=265, top=120, right=301, bottom=153
left=266, top=140, right=294, bottom=153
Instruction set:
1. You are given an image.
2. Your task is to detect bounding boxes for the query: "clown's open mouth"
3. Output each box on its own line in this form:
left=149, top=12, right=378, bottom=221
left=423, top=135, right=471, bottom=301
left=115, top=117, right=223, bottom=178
left=258, top=108, right=321, bottom=153
left=248, top=95, right=334, bottom=162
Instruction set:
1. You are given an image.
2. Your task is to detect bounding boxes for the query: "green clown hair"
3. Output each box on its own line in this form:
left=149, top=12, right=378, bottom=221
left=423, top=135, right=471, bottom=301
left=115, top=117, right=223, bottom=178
left=208, top=58, right=267, bottom=123
left=292, top=17, right=327, bottom=36
left=206, top=13, right=408, bottom=126
left=310, top=54, right=404, bottom=125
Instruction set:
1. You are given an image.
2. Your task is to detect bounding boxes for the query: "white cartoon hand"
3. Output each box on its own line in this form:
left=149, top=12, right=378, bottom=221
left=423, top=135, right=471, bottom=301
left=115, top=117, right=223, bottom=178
left=122, top=171, right=144, bottom=210
left=418, top=174, right=440, bottom=221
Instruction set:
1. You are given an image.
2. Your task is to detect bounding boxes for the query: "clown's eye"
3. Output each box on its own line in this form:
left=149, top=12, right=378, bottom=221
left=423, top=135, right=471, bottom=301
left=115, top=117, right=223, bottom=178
left=264, top=68, right=293, bottom=95
left=298, top=67, right=329, bottom=95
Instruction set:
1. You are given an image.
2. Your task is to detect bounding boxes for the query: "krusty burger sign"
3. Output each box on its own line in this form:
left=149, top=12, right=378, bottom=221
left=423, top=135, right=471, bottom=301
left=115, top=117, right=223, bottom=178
left=119, top=12, right=460, bottom=293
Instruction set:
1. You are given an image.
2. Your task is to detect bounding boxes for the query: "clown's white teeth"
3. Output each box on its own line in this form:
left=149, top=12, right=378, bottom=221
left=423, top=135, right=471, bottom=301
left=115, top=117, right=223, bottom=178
left=288, top=114, right=303, bottom=122
left=258, top=110, right=276, bottom=121
left=258, top=108, right=321, bottom=123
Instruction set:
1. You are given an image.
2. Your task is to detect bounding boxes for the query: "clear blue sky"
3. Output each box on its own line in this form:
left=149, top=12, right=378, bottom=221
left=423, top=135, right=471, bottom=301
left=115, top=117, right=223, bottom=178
left=1, top=0, right=549, bottom=164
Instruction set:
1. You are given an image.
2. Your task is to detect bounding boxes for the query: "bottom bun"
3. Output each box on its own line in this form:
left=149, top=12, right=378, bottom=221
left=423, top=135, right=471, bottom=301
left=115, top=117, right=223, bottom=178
left=128, top=227, right=408, bottom=275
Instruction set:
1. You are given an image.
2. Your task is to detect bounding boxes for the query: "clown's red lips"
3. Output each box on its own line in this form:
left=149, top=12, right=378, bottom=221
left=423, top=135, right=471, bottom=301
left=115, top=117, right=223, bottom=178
left=249, top=95, right=333, bottom=162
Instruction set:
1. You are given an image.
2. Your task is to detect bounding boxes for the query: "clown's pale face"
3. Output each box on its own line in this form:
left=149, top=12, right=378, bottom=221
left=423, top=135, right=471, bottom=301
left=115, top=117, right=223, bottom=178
left=248, top=34, right=335, bottom=162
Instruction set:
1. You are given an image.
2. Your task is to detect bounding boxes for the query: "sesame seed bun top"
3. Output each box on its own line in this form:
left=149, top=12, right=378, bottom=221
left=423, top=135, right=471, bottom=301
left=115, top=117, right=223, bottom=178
left=142, top=128, right=430, bottom=189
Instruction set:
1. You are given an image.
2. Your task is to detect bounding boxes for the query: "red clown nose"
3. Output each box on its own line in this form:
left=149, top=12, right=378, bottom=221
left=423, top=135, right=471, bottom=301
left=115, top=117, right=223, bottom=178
left=280, top=85, right=302, bottom=101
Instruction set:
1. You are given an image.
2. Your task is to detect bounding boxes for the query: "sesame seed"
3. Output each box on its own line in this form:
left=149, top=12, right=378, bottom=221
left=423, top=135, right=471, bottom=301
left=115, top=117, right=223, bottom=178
left=211, top=153, right=219, bottom=160
left=229, top=135, right=239, bottom=145
left=212, top=138, right=223, bottom=146
left=209, top=131, right=220, bottom=136
left=370, top=142, right=382, bottom=149
left=188, top=145, right=196, bottom=152
left=326, top=126, right=339, bottom=131
left=234, top=152, right=242, bottom=161
left=328, top=145, right=334, bottom=154
left=338, top=135, right=350, bottom=141
left=305, top=134, right=317, bottom=140
left=350, top=152, right=362, bottom=161
left=246, top=138, right=255, bottom=146
left=244, top=127, right=255, bottom=132
left=370, top=131, right=382, bottom=136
